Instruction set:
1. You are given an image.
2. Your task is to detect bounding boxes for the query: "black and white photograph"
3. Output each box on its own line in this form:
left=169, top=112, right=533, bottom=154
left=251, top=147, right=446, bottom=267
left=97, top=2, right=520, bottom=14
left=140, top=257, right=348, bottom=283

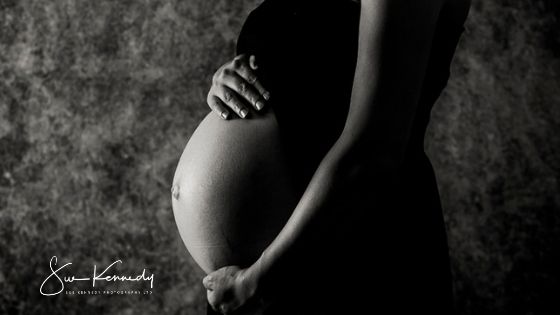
left=0, top=0, right=558, bottom=314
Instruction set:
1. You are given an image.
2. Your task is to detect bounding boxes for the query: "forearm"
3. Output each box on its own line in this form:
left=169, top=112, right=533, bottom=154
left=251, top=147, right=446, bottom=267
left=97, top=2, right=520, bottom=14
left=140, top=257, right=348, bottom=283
left=248, top=0, right=443, bottom=295
left=250, top=138, right=367, bottom=289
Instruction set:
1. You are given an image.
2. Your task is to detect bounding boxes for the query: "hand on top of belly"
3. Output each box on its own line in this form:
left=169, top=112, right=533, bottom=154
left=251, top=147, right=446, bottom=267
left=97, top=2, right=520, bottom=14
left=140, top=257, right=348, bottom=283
left=207, top=54, right=271, bottom=120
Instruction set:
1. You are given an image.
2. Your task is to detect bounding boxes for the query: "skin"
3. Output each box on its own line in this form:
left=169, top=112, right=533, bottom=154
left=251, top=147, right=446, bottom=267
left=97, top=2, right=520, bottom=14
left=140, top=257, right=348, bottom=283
left=171, top=107, right=298, bottom=274
left=202, top=0, right=471, bottom=313
left=207, top=54, right=270, bottom=119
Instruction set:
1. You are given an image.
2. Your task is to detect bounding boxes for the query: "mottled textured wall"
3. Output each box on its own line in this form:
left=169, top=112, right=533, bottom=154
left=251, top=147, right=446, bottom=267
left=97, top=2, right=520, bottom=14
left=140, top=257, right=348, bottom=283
left=0, top=0, right=558, bottom=314
left=428, top=1, right=560, bottom=314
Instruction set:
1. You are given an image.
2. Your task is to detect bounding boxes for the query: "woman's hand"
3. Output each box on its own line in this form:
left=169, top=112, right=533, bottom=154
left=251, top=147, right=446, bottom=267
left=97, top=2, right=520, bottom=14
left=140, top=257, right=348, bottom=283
left=207, top=54, right=270, bottom=120
left=203, top=265, right=264, bottom=314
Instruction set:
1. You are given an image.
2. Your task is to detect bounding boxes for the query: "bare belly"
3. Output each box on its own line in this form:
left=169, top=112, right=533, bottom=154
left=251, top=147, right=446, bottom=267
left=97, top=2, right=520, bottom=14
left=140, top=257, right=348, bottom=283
left=171, top=108, right=298, bottom=273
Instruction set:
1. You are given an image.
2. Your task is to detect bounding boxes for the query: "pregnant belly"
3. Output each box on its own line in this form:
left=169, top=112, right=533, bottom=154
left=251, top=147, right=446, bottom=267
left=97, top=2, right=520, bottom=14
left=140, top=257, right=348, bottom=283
left=171, top=108, right=298, bottom=274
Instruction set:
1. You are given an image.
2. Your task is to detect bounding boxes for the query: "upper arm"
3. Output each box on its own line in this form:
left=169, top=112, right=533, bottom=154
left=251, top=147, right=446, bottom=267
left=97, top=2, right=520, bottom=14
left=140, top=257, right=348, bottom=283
left=336, top=0, right=444, bottom=170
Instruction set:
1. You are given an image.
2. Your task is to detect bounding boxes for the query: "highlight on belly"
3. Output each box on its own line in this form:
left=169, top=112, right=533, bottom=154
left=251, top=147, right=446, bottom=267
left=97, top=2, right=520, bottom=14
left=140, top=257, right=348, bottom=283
left=171, top=109, right=298, bottom=274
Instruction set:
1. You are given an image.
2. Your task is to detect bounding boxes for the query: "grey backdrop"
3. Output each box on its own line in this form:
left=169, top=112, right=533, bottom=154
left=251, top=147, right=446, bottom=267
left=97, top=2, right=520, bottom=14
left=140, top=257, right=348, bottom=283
left=0, top=0, right=558, bottom=314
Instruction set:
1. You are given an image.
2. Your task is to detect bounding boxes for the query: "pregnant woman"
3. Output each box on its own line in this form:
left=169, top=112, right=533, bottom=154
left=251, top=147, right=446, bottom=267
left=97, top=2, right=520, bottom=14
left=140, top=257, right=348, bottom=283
left=172, top=0, right=470, bottom=314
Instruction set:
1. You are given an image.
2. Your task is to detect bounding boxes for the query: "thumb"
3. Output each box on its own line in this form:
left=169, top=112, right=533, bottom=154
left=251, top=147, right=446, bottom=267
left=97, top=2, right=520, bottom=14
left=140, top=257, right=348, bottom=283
left=249, top=55, right=258, bottom=70
left=203, top=275, right=214, bottom=291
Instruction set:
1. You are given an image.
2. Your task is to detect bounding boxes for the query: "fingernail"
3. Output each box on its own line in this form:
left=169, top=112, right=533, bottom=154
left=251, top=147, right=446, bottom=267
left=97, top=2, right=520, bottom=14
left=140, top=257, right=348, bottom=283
left=255, top=100, right=264, bottom=110
left=221, top=111, right=229, bottom=119
left=250, top=55, right=258, bottom=69
left=240, top=109, right=248, bottom=118
left=263, top=92, right=271, bottom=100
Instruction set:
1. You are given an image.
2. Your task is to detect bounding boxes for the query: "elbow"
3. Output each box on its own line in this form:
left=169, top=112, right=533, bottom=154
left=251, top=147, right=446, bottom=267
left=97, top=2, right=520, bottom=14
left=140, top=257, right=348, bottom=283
left=329, top=130, right=407, bottom=184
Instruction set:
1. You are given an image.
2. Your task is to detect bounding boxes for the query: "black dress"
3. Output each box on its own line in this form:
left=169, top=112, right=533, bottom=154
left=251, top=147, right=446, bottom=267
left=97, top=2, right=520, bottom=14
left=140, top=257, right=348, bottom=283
left=209, top=0, right=467, bottom=313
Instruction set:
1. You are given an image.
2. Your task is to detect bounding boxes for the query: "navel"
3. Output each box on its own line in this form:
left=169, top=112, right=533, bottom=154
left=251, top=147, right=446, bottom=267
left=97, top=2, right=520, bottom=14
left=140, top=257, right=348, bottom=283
left=171, top=184, right=180, bottom=200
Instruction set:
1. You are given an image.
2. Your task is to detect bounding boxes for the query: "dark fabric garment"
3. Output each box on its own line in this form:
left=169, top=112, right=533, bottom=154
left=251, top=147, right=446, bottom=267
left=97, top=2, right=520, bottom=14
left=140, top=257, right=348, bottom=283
left=208, top=0, right=465, bottom=314
left=236, top=0, right=361, bottom=196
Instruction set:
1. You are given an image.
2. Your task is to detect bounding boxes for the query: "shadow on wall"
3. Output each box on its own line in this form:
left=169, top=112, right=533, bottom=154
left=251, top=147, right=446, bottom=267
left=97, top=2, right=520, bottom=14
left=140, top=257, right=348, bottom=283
left=0, top=0, right=558, bottom=314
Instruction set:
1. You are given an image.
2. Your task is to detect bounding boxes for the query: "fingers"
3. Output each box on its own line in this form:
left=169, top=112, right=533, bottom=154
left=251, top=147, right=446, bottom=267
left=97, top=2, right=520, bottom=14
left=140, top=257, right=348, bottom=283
left=206, top=290, right=221, bottom=313
left=207, top=95, right=230, bottom=120
left=208, top=84, right=249, bottom=119
left=207, top=288, right=234, bottom=315
left=208, top=299, right=237, bottom=315
left=208, top=54, right=270, bottom=119
left=233, top=57, right=270, bottom=103
left=204, top=267, right=245, bottom=314
left=216, top=85, right=251, bottom=119
left=221, top=69, right=265, bottom=111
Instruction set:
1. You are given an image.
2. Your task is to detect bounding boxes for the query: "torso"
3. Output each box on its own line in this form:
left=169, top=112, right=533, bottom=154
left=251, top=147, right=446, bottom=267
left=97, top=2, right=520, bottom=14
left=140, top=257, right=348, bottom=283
left=176, top=1, right=471, bottom=313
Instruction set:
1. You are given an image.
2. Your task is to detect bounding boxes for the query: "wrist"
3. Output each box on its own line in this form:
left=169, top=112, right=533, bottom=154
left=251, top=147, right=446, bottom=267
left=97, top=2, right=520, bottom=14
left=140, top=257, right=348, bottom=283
left=245, top=255, right=265, bottom=296
left=245, top=250, right=277, bottom=304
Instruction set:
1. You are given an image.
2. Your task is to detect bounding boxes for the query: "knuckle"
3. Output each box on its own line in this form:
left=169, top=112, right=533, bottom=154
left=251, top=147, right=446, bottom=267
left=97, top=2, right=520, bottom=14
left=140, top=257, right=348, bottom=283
left=252, top=96, right=260, bottom=105
left=223, top=90, right=233, bottom=102
left=233, top=103, right=242, bottom=113
left=233, top=102, right=242, bottom=112
left=246, top=92, right=257, bottom=104
left=222, top=68, right=234, bottom=77
left=247, top=75, right=257, bottom=84
left=239, top=82, right=248, bottom=94
left=232, top=58, right=242, bottom=69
